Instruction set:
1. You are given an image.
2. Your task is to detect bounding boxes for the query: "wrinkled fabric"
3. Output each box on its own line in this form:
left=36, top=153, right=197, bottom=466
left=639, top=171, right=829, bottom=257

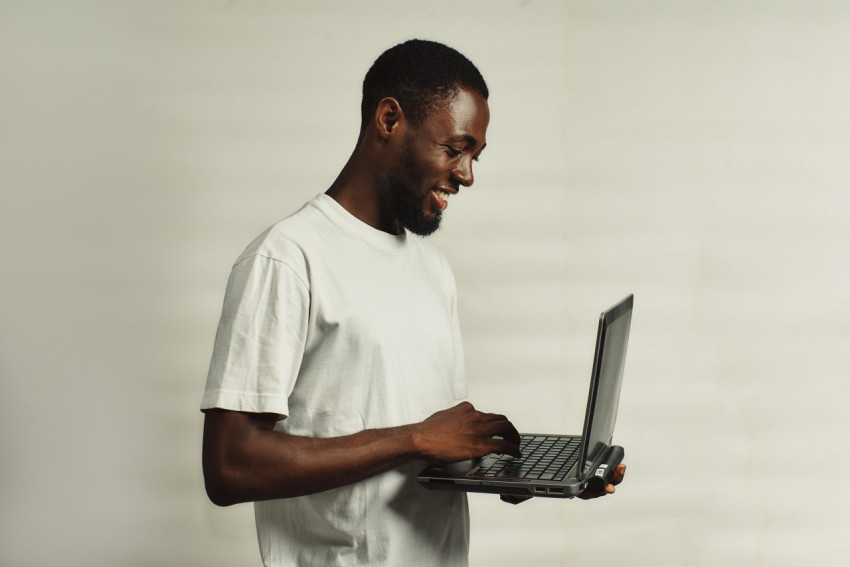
left=203, top=194, right=469, bottom=566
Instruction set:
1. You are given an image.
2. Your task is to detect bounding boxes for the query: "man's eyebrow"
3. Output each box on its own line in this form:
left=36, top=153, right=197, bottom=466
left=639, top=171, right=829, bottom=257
left=449, top=135, right=486, bottom=151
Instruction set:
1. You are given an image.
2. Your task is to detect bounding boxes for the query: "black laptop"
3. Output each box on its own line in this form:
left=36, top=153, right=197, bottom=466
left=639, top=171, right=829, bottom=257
left=418, top=294, right=633, bottom=499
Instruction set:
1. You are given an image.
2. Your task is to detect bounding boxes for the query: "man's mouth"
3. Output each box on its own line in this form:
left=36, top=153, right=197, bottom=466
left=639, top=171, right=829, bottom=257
left=432, top=188, right=453, bottom=211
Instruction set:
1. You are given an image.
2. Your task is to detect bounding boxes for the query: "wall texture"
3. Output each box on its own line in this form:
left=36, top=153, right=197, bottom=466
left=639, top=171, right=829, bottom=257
left=1, top=1, right=848, bottom=565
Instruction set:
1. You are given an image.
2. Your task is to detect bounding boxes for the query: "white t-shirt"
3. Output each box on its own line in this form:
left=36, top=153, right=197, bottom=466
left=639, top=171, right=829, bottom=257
left=202, top=194, right=470, bottom=566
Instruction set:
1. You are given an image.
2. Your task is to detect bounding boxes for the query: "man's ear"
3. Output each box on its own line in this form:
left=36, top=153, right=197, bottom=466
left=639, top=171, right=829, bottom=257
left=375, top=97, right=406, bottom=140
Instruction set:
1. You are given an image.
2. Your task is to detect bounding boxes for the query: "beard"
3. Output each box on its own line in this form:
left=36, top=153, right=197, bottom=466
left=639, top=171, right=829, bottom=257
left=378, top=138, right=442, bottom=237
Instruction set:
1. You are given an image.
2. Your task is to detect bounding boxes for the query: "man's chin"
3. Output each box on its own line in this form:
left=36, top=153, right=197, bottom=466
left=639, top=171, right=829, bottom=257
left=401, top=211, right=442, bottom=237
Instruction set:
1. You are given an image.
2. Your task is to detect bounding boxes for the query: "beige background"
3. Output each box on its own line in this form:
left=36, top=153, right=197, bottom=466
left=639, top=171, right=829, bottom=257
left=2, top=1, right=849, bottom=565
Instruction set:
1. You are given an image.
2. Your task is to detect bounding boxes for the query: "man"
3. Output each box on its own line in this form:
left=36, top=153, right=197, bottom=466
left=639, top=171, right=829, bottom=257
left=201, top=39, right=625, bottom=566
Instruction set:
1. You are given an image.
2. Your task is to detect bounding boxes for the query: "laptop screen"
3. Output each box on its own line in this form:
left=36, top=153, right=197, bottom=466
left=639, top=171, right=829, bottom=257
left=581, top=295, right=633, bottom=476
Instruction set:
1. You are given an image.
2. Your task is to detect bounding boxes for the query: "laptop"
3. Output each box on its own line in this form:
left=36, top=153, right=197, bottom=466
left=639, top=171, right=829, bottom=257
left=418, top=294, right=633, bottom=500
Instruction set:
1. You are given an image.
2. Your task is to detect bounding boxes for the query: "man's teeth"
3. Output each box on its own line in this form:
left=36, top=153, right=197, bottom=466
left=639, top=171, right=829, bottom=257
left=437, top=189, right=450, bottom=200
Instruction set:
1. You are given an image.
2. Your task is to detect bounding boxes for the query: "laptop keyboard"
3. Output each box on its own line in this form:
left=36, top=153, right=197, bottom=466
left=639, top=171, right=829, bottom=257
left=468, top=435, right=581, bottom=481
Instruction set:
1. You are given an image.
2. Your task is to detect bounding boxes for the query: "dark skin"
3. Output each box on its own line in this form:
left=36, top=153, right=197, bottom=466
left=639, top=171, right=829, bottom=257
left=203, top=403, right=520, bottom=505
left=202, top=87, right=625, bottom=506
left=327, top=89, right=487, bottom=234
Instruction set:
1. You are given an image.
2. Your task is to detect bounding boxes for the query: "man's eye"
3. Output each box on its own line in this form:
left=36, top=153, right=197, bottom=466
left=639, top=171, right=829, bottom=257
left=443, top=146, right=462, bottom=157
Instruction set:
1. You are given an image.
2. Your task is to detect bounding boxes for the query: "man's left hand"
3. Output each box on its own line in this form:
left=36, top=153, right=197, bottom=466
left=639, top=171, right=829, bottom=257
left=577, top=463, right=626, bottom=500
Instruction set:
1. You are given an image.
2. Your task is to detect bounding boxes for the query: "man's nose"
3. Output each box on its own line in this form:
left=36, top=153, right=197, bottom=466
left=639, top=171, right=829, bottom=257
left=452, top=157, right=474, bottom=187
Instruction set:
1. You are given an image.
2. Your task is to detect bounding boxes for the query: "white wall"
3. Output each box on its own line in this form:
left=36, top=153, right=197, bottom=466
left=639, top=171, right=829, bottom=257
left=1, top=1, right=848, bottom=565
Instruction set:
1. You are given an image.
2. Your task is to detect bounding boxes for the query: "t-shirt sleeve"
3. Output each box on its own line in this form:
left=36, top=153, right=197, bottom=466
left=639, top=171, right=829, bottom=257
left=201, top=253, right=309, bottom=419
left=447, top=265, right=469, bottom=403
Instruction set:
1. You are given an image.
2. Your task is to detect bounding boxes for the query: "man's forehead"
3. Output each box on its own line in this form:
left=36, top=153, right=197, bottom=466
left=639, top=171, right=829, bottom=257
left=427, top=89, right=489, bottom=145
left=445, top=88, right=488, bottom=115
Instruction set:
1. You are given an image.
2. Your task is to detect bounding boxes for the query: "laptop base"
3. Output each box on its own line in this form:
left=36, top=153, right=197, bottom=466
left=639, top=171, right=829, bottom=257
left=419, top=444, right=624, bottom=500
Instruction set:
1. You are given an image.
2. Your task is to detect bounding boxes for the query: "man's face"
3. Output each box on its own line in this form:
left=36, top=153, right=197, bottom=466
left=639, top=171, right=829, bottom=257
left=379, top=88, right=489, bottom=236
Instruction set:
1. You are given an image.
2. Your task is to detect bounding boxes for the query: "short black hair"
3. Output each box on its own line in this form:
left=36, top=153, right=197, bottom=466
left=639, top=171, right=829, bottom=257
left=360, top=39, right=488, bottom=132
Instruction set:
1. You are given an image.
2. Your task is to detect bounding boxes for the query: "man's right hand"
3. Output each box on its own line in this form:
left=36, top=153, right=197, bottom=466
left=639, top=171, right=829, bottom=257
left=412, top=401, right=521, bottom=463
left=202, top=402, right=520, bottom=506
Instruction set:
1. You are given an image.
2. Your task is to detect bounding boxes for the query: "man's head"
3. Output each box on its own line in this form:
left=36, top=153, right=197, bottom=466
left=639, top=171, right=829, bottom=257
left=363, top=41, right=489, bottom=236
left=360, top=39, right=489, bottom=135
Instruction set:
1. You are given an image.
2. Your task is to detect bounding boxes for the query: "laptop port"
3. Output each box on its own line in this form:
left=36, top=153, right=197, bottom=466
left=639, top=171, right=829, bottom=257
left=549, top=488, right=564, bottom=494
left=534, top=487, right=546, bottom=494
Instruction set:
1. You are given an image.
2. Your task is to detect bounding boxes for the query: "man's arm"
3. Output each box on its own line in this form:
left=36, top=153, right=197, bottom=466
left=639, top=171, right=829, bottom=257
left=202, top=401, right=521, bottom=506
left=577, top=464, right=627, bottom=500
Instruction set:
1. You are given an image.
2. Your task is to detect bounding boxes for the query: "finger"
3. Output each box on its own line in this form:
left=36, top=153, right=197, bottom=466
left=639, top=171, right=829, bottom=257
left=503, top=421, right=521, bottom=448
left=490, top=438, right=522, bottom=459
left=478, top=412, right=508, bottom=422
left=611, top=464, right=626, bottom=485
left=487, top=419, right=521, bottom=448
left=578, top=484, right=614, bottom=500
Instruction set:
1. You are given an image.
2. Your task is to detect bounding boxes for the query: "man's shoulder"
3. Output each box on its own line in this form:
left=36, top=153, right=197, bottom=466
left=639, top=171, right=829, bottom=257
left=234, top=195, right=330, bottom=265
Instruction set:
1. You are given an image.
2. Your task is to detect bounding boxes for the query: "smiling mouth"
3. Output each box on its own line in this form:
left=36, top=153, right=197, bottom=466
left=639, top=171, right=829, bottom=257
left=432, top=188, right=453, bottom=210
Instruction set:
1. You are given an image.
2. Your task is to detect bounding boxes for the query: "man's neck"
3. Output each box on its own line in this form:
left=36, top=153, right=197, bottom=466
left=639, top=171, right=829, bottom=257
left=325, top=147, right=401, bottom=235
